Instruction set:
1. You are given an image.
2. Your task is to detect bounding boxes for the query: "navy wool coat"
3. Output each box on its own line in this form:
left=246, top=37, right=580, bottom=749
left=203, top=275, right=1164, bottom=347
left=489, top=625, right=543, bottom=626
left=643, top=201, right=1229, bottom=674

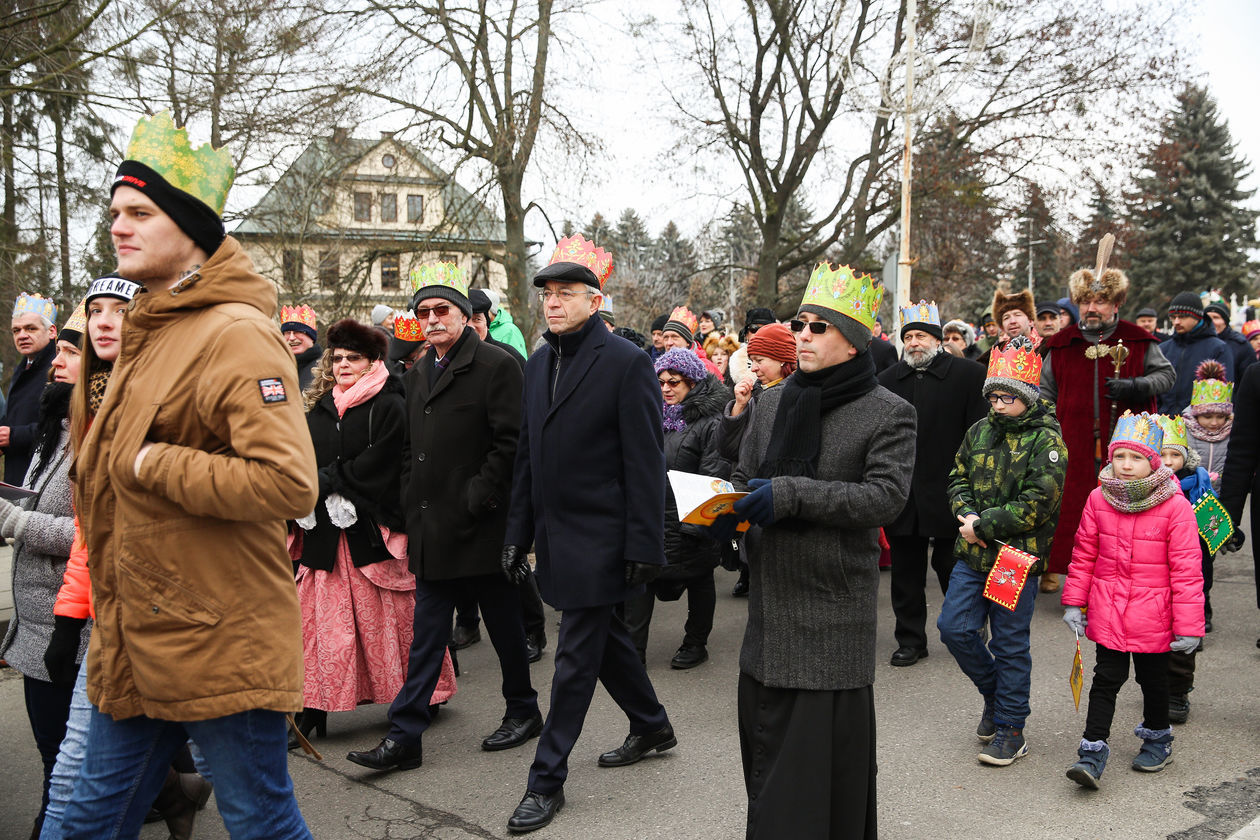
left=506, top=314, right=666, bottom=610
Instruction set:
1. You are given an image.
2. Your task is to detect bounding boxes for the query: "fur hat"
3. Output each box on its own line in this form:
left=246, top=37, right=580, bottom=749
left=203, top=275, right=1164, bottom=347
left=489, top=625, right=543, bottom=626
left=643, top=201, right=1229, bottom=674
left=992, top=288, right=1035, bottom=327
left=654, top=347, right=707, bottom=385
left=942, top=319, right=976, bottom=347
left=327, top=318, right=388, bottom=361
left=1068, top=268, right=1129, bottom=306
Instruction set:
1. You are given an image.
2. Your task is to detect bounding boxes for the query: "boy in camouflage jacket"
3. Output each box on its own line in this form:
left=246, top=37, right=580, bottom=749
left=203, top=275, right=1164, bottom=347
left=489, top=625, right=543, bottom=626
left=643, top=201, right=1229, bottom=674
left=938, top=335, right=1068, bottom=768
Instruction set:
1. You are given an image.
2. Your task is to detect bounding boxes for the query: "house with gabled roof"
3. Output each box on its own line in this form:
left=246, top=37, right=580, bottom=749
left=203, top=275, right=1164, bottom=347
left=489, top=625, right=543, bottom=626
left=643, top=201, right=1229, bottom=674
left=234, top=130, right=529, bottom=322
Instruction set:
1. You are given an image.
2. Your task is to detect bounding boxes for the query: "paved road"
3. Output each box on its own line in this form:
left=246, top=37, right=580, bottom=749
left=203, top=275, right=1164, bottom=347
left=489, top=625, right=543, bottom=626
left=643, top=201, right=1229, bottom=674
left=1, top=549, right=1257, bottom=840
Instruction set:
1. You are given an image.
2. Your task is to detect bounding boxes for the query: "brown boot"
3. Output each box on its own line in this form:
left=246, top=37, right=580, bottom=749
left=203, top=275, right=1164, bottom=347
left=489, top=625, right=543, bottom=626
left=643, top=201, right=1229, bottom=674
left=151, top=768, right=213, bottom=840
left=1039, top=572, right=1060, bottom=594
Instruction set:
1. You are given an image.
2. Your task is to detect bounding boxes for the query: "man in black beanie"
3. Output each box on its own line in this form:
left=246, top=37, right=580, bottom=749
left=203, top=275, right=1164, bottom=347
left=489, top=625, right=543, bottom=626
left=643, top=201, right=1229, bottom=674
left=1159, top=292, right=1234, bottom=415
left=740, top=307, right=776, bottom=342
left=649, top=313, right=669, bottom=362
left=1204, top=298, right=1255, bottom=377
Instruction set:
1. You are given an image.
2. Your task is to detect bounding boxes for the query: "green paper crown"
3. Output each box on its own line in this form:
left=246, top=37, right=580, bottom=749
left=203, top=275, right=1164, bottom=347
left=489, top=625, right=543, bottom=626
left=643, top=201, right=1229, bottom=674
left=1156, top=415, right=1190, bottom=450
left=800, top=263, right=883, bottom=331
left=409, top=262, right=468, bottom=297
left=1191, top=378, right=1232, bottom=407
left=125, top=111, right=235, bottom=214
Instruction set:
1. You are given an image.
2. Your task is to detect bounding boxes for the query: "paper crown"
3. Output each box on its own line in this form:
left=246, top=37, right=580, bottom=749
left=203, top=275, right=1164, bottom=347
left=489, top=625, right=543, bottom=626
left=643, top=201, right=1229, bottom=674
left=280, top=304, right=317, bottom=331
left=61, top=296, right=88, bottom=342
left=410, top=262, right=467, bottom=297
left=900, top=299, right=940, bottom=330
left=13, top=292, right=56, bottom=323
left=548, top=235, right=614, bottom=288
left=1191, top=359, right=1233, bottom=407
left=124, top=111, right=236, bottom=214
left=1111, top=410, right=1163, bottom=452
left=800, top=263, right=883, bottom=331
left=1156, top=415, right=1191, bottom=450
left=599, top=293, right=614, bottom=313
left=986, top=336, right=1042, bottom=385
left=393, top=316, right=425, bottom=342
left=1243, top=319, right=1260, bottom=339
left=666, top=305, right=699, bottom=336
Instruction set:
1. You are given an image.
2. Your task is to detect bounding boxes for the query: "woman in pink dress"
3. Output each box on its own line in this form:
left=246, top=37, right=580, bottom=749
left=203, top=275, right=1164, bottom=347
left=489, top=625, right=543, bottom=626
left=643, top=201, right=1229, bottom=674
left=293, top=319, right=454, bottom=744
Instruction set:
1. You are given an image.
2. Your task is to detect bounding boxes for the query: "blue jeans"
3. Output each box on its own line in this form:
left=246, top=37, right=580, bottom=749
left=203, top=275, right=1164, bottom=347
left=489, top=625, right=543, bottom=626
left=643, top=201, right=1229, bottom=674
left=39, top=664, right=92, bottom=840
left=937, top=562, right=1038, bottom=729
left=60, top=707, right=310, bottom=840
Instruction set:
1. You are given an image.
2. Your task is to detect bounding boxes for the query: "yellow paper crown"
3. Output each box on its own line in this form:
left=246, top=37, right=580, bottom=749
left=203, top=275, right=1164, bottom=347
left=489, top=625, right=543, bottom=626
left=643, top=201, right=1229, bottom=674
left=1156, top=415, right=1190, bottom=450
left=1112, top=410, right=1163, bottom=452
left=61, top=296, right=88, bottom=340
left=899, top=299, right=940, bottom=331
left=279, top=304, right=317, bottom=331
left=1191, top=378, right=1233, bottom=407
left=13, top=293, right=56, bottom=323
left=394, top=316, right=425, bottom=342
left=548, top=235, right=614, bottom=288
left=410, top=262, right=468, bottom=297
left=800, top=263, right=883, bottom=331
left=123, top=111, right=235, bottom=214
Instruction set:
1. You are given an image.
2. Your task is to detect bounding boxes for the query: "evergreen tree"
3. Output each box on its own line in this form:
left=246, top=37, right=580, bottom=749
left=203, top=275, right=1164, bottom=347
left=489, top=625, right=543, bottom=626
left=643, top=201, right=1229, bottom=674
left=1012, top=182, right=1069, bottom=302
left=1072, top=181, right=1132, bottom=273
left=1128, top=85, right=1257, bottom=313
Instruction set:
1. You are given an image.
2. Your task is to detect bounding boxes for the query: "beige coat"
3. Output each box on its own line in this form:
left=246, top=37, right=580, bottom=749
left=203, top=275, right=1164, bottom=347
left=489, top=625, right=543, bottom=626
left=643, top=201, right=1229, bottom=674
left=75, top=237, right=318, bottom=721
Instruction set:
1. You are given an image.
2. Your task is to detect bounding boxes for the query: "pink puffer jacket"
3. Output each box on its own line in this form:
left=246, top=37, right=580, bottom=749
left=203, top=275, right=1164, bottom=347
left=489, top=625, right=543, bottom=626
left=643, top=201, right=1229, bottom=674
left=1062, top=486, right=1204, bottom=653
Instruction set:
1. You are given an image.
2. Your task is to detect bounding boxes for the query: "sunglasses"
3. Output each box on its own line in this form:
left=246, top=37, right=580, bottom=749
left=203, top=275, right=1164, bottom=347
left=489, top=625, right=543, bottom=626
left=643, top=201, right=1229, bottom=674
left=987, top=393, right=1018, bottom=405
left=415, top=304, right=451, bottom=319
left=658, top=377, right=685, bottom=389
left=788, top=319, right=829, bottom=335
left=745, top=324, right=763, bottom=335
left=331, top=353, right=366, bottom=364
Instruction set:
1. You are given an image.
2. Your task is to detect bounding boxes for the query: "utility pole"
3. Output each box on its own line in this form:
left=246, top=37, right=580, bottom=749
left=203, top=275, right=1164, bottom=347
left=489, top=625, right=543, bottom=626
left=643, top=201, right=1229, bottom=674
left=896, top=0, right=917, bottom=314
left=1026, top=217, right=1046, bottom=296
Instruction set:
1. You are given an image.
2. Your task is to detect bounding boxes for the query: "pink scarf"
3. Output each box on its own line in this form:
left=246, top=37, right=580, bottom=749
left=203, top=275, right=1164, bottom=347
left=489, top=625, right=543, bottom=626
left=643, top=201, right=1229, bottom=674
left=332, top=360, right=389, bottom=418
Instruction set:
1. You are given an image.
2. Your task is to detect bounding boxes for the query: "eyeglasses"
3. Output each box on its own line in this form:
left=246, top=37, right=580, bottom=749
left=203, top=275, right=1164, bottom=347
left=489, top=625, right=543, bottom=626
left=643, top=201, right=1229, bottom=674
left=987, top=393, right=1018, bottom=405
left=788, top=319, right=829, bottom=335
left=745, top=324, right=763, bottom=335
left=658, top=377, right=684, bottom=389
left=537, top=289, right=593, bottom=303
left=331, top=353, right=366, bottom=364
left=415, top=304, right=451, bottom=319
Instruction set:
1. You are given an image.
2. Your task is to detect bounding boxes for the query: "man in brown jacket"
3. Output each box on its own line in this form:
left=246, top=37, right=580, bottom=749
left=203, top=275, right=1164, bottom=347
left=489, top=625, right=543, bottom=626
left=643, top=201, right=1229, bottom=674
left=61, top=112, right=318, bottom=839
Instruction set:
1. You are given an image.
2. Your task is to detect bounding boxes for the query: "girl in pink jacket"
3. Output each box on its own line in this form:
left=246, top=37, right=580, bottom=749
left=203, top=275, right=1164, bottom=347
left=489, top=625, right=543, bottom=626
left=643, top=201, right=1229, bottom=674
left=1061, top=411, right=1204, bottom=789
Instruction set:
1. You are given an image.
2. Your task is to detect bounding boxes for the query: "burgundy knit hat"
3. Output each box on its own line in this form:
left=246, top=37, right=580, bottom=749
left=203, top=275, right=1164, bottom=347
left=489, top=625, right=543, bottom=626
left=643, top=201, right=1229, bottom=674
left=746, top=322, right=796, bottom=364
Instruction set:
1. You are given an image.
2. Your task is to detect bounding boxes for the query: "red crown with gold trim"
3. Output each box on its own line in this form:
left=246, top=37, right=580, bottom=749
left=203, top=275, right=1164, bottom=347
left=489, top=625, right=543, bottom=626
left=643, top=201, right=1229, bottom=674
left=986, top=336, right=1042, bottom=385
left=394, top=316, right=425, bottom=342
left=280, top=304, right=317, bottom=331
left=548, top=235, right=614, bottom=288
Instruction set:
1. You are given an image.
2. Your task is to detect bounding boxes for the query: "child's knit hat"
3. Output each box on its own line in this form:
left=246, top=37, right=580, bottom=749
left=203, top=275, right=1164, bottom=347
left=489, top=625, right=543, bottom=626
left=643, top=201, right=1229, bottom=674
left=1108, top=410, right=1164, bottom=468
left=1189, top=359, right=1233, bottom=417
left=1156, top=414, right=1201, bottom=469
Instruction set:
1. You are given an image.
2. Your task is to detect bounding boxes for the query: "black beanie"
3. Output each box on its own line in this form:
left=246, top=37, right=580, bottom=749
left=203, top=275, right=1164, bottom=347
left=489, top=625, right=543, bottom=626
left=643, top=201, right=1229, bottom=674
left=1203, top=300, right=1230, bottom=322
left=113, top=161, right=225, bottom=258
left=651, top=313, right=669, bottom=332
left=1167, top=292, right=1204, bottom=318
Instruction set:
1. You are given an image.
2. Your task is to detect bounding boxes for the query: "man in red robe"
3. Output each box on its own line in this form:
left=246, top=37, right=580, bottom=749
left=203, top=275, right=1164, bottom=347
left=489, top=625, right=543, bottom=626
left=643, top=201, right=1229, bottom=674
left=1038, top=267, right=1175, bottom=592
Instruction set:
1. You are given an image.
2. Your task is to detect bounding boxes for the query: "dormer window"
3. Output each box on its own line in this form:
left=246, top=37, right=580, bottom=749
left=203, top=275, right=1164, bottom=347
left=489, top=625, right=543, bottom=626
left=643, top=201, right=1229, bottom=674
left=382, top=153, right=396, bottom=169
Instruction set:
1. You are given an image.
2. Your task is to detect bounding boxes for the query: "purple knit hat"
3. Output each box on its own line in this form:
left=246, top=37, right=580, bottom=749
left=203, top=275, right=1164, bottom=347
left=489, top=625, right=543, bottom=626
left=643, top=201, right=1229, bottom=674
left=654, top=347, right=707, bottom=384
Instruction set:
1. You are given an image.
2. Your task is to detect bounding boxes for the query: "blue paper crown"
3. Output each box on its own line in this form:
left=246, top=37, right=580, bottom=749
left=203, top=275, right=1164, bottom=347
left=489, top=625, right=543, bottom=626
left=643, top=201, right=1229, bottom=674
left=13, top=293, right=56, bottom=323
left=1111, top=410, right=1163, bottom=452
left=899, top=299, right=940, bottom=331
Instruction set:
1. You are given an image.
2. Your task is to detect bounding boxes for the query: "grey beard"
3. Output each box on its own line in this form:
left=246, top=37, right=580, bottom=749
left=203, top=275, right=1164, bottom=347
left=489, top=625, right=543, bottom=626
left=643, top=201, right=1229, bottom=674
left=906, top=344, right=943, bottom=369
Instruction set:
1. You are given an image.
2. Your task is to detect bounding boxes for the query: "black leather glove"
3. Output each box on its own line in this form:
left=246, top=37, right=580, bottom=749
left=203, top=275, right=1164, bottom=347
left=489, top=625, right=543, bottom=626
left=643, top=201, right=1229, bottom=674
left=317, top=465, right=336, bottom=496
left=625, top=561, right=662, bottom=587
left=501, top=545, right=531, bottom=585
left=44, top=615, right=87, bottom=687
left=1104, top=377, right=1142, bottom=402
left=1221, top=530, right=1246, bottom=554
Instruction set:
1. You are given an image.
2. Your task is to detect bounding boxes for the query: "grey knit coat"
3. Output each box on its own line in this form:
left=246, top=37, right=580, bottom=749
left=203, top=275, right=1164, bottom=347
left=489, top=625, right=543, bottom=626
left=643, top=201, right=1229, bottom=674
left=0, top=424, right=88, bottom=681
left=733, top=382, right=916, bottom=690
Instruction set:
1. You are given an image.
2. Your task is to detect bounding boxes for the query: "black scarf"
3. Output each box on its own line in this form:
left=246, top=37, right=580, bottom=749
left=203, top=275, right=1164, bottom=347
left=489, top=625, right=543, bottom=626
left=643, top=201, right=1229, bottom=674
left=757, top=350, right=878, bottom=478
left=30, top=381, right=73, bottom=483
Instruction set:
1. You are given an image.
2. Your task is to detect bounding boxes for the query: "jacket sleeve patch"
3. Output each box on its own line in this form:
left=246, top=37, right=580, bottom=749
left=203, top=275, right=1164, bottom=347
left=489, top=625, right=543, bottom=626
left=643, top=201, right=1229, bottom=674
left=258, top=377, right=288, bottom=404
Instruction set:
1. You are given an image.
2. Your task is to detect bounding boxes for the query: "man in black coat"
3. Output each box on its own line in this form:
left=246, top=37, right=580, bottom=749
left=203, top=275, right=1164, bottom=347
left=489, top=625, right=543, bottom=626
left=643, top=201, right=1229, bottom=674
left=1205, top=299, right=1255, bottom=378
left=1219, top=361, right=1260, bottom=629
left=346, top=269, right=541, bottom=773
left=878, top=305, right=988, bottom=666
left=1, top=294, right=57, bottom=485
left=503, top=239, right=673, bottom=833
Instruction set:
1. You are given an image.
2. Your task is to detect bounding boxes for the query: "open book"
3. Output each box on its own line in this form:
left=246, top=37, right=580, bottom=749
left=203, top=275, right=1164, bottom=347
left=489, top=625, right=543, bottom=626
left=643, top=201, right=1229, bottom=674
left=667, top=470, right=750, bottom=532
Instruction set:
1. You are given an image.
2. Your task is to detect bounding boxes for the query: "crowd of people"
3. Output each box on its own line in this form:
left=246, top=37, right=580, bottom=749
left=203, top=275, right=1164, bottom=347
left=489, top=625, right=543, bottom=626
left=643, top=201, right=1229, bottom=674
left=0, top=111, right=1258, bottom=840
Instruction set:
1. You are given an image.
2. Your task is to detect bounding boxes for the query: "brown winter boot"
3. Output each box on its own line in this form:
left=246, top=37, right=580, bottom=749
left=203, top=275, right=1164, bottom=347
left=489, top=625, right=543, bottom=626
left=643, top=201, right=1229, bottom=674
left=151, top=768, right=213, bottom=840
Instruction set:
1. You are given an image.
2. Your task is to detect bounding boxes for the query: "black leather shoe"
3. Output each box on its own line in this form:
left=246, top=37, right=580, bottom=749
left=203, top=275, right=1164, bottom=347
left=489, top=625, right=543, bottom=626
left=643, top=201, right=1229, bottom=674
left=670, top=645, right=708, bottom=669
left=890, top=646, right=928, bottom=666
left=597, top=725, right=677, bottom=767
left=731, top=578, right=749, bottom=597
left=345, top=738, right=422, bottom=771
left=507, top=789, right=564, bottom=833
left=482, top=714, right=544, bottom=751
left=525, top=632, right=546, bottom=663
left=451, top=625, right=481, bottom=650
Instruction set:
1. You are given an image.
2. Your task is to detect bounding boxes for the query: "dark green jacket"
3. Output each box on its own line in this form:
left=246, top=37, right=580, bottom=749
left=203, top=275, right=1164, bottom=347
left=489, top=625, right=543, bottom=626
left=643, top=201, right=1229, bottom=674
left=947, top=399, right=1067, bottom=574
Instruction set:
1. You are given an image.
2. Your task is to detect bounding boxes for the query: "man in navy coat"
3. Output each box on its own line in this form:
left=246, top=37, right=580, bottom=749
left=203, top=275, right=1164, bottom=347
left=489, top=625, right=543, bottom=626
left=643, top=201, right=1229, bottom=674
left=502, top=236, right=674, bottom=833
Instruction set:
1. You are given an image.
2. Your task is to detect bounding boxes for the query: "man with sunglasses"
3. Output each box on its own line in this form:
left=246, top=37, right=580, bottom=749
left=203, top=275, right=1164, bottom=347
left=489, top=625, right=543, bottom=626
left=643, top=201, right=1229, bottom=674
left=503, top=236, right=673, bottom=834
left=710, top=265, right=915, bottom=840
left=347, top=264, right=542, bottom=773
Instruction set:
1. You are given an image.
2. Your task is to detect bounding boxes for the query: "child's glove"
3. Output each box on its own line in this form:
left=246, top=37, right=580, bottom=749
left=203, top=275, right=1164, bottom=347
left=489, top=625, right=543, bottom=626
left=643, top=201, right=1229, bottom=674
left=1062, top=606, right=1087, bottom=635
left=1170, top=635, right=1201, bottom=654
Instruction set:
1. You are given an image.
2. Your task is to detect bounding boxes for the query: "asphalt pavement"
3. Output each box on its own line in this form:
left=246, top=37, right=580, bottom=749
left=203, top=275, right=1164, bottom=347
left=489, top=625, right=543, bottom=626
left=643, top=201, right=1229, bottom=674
left=1, top=546, right=1257, bottom=840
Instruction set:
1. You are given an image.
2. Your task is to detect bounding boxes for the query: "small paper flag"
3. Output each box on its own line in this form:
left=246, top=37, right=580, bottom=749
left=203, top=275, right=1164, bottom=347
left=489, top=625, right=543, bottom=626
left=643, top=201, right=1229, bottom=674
left=982, top=543, right=1037, bottom=611
left=1193, top=493, right=1234, bottom=554
left=1070, top=634, right=1084, bottom=711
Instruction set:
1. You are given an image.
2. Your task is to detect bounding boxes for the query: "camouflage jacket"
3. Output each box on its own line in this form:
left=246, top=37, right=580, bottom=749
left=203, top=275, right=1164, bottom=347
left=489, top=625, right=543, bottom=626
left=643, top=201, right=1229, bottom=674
left=947, top=399, right=1068, bottom=574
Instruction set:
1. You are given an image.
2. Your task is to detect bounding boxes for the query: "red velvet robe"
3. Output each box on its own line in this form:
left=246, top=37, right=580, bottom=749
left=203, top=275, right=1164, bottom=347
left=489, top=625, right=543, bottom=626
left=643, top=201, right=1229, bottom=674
left=1045, top=321, right=1158, bottom=573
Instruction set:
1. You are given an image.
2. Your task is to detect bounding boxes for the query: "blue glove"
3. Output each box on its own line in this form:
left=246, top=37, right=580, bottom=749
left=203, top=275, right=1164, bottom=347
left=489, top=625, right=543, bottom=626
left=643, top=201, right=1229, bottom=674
left=1063, top=606, right=1087, bottom=636
left=1170, top=635, right=1201, bottom=654
left=706, top=513, right=741, bottom=542
left=734, top=478, right=776, bottom=527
